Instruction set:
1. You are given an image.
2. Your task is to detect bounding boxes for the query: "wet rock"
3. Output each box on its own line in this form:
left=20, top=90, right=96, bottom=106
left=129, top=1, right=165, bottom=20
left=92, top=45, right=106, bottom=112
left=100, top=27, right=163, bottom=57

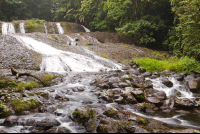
left=144, top=88, right=158, bottom=97
left=3, top=116, right=19, bottom=127
left=97, top=118, right=119, bottom=133
left=138, top=67, right=146, bottom=73
left=0, top=129, right=8, bottom=133
left=162, top=70, right=172, bottom=75
left=118, top=82, right=130, bottom=88
left=161, top=78, right=173, bottom=87
left=174, top=98, right=194, bottom=109
left=147, top=97, right=163, bottom=107
left=114, top=96, right=125, bottom=104
left=55, top=93, right=64, bottom=100
left=174, top=74, right=184, bottom=81
left=142, top=71, right=152, bottom=77
left=57, top=127, right=71, bottom=133
left=72, top=107, right=96, bottom=123
left=153, top=91, right=166, bottom=100
left=134, top=126, right=151, bottom=133
left=36, top=118, right=61, bottom=128
left=163, top=98, right=174, bottom=109
left=98, top=83, right=109, bottom=89
left=0, top=104, right=12, bottom=118
left=185, top=74, right=196, bottom=82
left=25, top=118, right=36, bottom=126
left=187, top=78, right=200, bottom=93
left=122, top=66, right=130, bottom=70
left=111, top=83, right=119, bottom=88
left=131, top=90, right=145, bottom=102
left=45, top=127, right=58, bottom=133
left=46, top=105, right=57, bottom=113
left=86, top=120, right=98, bottom=132
left=168, top=129, right=200, bottom=133
left=82, top=100, right=93, bottom=104
left=125, top=87, right=135, bottom=92
left=131, top=69, right=140, bottom=75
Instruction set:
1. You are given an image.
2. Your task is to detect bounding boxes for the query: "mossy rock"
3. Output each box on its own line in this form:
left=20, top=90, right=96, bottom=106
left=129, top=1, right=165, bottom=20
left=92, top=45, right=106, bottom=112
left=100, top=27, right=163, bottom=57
left=86, top=121, right=97, bottom=132
left=11, top=98, right=42, bottom=113
left=0, top=104, right=12, bottom=119
left=72, top=107, right=96, bottom=123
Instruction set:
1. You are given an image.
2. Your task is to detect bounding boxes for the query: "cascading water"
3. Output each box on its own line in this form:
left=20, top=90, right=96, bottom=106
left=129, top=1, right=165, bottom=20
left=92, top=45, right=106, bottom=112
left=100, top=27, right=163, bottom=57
left=12, top=35, right=121, bottom=73
left=19, top=22, right=25, bottom=34
left=146, top=77, right=193, bottom=99
left=81, top=25, right=91, bottom=33
left=51, top=22, right=55, bottom=34
left=56, top=23, right=64, bottom=34
left=44, top=23, right=48, bottom=34
left=2, top=23, right=15, bottom=35
left=66, top=35, right=77, bottom=46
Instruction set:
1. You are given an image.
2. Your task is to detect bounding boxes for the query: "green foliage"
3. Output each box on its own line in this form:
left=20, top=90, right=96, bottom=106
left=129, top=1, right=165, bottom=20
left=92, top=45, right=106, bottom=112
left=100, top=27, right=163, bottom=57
left=41, top=73, right=57, bottom=86
left=0, top=103, right=11, bottom=118
left=170, top=0, right=200, bottom=60
left=135, top=56, right=200, bottom=73
left=14, top=81, right=40, bottom=92
left=25, top=19, right=45, bottom=33
left=102, top=55, right=109, bottom=59
left=0, top=80, right=17, bottom=89
left=139, top=118, right=148, bottom=126
left=116, top=15, right=167, bottom=48
left=25, top=20, right=35, bottom=33
left=11, top=98, right=41, bottom=113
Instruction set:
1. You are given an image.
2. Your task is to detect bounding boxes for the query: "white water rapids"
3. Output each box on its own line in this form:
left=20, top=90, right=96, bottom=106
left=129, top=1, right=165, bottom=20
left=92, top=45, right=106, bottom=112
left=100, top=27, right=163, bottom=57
left=2, top=23, right=15, bottom=35
left=19, top=22, right=25, bottom=34
left=12, top=35, right=121, bottom=73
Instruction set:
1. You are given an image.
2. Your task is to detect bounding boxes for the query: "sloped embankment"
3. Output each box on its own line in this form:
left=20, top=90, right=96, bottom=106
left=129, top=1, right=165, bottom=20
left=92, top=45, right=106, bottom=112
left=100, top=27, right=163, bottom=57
left=0, top=35, right=42, bottom=70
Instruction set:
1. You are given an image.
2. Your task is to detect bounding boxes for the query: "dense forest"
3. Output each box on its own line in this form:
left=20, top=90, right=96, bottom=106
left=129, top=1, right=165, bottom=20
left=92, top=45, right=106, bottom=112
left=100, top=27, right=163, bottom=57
left=0, top=0, right=199, bottom=61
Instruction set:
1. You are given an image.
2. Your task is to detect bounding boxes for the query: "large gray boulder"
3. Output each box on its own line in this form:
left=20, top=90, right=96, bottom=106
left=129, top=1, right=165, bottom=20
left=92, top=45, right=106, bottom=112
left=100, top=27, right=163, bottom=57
left=187, top=78, right=200, bottom=93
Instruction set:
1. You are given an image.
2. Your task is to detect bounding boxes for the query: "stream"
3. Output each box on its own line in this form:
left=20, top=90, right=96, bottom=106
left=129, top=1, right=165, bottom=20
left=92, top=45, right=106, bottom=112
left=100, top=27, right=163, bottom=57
left=0, top=22, right=200, bottom=133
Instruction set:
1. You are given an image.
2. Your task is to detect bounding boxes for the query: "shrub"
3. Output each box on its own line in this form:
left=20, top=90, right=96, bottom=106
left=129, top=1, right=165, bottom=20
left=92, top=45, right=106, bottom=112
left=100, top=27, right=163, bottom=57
left=11, top=98, right=41, bottom=113
left=41, top=73, right=57, bottom=86
left=135, top=56, right=200, bottom=73
left=15, top=81, right=40, bottom=92
left=102, top=55, right=109, bottom=59
left=25, top=21, right=35, bottom=33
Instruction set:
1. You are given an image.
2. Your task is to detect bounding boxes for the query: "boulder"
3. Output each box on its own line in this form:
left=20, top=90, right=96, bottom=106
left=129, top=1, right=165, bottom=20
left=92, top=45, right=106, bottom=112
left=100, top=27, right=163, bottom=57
left=138, top=67, right=146, bottom=74
left=35, top=118, right=61, bottom=128
left=3, top=116, right=19, bottom=127
left=142, top=71, right=152, bottom=78
left=72, top=107, right=96, bottom=123
left=174, top=98, right=194, bottom=109
left=187, top=78, right=200, bottom=93
left=161, top=78, right=173, bottom=87
left=153, top=91, right=166, bottom=100
left=147, top=97, right=163, bottom=107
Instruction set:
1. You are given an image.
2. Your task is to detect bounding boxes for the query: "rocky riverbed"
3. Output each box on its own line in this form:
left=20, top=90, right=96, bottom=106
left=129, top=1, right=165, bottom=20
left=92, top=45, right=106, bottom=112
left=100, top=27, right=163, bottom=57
left=0, top=31, right=200, bottom=133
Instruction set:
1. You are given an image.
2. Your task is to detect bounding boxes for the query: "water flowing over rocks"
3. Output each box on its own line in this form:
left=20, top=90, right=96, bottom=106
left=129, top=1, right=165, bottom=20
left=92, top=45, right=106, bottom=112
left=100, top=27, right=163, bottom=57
left=0, top=22, right=200, bottom=133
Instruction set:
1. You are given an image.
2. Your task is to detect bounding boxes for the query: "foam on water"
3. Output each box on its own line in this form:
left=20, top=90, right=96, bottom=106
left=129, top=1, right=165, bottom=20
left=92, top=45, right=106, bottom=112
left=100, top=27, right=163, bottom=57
left=2, top=23, right=15, bottom=35
left=12, top=35, right=121, bottom=73
left=19, top=22, right=25, bottom=33
left=56, top=23, right=64, bottom=34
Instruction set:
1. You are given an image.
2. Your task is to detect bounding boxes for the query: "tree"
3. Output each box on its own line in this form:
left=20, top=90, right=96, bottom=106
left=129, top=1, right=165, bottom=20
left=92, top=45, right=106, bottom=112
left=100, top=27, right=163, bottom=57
left=170, top=0, right=200, bottom=60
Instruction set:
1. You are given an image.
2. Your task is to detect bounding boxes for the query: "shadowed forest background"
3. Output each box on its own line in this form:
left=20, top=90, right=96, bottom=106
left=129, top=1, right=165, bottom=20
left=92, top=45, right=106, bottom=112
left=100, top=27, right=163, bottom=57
left=0, top=0, right=200, bottom=61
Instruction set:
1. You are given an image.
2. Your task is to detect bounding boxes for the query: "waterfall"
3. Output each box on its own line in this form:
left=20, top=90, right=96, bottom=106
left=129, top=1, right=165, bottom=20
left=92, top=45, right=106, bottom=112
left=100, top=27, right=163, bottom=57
left=146, top=77, right=193, bottom=99
left=44, top=23, right=48, bottom=34
left=2, top=23, right=15, bottom=35
left=81, top=25, right=91, bottom=33
left=12, top=35, right=121, bottom=73
left=66, top=35, right=77, bottom=46
left=56, top=23, right=64, bottom=34
left=51, top=23, right=55, bottom=34
left=19, top=22, right=25, bottom=33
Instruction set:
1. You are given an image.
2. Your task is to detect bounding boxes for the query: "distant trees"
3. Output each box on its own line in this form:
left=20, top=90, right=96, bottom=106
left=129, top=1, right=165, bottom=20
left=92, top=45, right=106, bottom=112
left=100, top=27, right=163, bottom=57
left=0, top=0, right=199, bottom=61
